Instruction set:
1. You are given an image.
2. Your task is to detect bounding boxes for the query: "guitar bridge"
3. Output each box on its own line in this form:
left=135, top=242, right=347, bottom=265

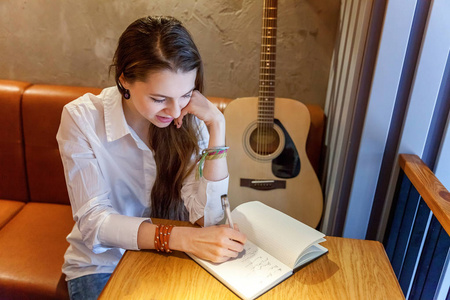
left=240, top=178, right=286, bottom=191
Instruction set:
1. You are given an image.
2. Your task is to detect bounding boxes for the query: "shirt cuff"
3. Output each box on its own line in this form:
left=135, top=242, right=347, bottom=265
left=98, top=214, right=151, bottom=250
left=202, top=176, right=228, bottom=227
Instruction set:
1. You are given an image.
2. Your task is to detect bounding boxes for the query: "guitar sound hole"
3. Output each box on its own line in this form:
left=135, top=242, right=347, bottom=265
left=249, top=127, right=280, bottom=155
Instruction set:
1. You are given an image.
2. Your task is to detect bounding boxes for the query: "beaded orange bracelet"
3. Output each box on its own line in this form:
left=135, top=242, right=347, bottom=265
left=154, top=224, right=174, bottom=253
left=154, top=225, right=162, bottom=251
left=162, top=225, right=174, bottom=253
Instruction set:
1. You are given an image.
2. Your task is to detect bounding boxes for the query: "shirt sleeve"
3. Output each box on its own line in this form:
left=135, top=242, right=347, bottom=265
left=181, top=120, right=227, bottom=227
left=57, top=106, right=148, bottom=253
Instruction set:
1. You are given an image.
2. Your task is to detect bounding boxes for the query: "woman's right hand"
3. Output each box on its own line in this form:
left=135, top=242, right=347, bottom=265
left=171, top=225, right=247, bottom=263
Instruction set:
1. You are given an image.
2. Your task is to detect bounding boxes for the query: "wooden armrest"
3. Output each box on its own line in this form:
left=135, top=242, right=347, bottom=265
left=399, top=154, right=450, bottom=235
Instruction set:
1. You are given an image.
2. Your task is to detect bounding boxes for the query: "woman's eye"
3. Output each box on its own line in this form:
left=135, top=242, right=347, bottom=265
left=151, top=98, right=165, bottom=103
left=183, top=94, right=192, bottom=99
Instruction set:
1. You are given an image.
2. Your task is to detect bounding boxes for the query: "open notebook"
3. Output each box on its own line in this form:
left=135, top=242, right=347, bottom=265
left=187, top=201, right=328, bottom=300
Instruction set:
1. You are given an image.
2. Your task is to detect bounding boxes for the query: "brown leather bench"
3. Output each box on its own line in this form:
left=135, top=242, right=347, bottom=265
left=0, top=81, right=101, bottom=299
left=0, top=79, right=325, bottom=299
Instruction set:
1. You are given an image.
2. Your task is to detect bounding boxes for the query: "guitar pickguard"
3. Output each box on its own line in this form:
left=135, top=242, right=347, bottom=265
left=272, top=119, right=300, bottom=178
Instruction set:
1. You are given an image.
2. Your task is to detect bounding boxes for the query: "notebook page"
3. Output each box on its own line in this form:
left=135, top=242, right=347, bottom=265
left=295, top=243, right=328, bottom=267
left=187, top=240, right=292, bottom=300
left=231, top=201, right=326, bottom=268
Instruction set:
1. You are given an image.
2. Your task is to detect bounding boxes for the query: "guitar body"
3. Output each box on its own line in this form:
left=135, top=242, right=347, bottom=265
left=224, top=97, right=323, bottom=227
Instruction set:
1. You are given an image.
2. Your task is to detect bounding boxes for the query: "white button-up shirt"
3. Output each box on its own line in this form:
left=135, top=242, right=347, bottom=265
left=57, top=87, right=227, bottom=280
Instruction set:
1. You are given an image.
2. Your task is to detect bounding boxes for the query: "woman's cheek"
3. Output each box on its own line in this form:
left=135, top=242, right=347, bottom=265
left=180, top=97, right=191, bottom=109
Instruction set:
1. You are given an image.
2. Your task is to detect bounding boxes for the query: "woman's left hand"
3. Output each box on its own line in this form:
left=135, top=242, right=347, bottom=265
left=175, top=90, right=224, bottom=129
left=175, top=90, right=227, bottom=180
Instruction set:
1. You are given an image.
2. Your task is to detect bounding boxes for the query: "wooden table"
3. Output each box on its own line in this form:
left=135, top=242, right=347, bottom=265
left=100, top=219, right=404, bottom=300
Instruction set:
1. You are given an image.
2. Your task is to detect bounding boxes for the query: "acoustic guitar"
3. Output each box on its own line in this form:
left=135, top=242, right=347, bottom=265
left=224, top=0, right=323, bottom=227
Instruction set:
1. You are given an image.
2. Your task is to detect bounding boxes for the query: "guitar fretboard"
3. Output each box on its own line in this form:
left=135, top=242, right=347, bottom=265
left=258, top=0, right=278, bottom=127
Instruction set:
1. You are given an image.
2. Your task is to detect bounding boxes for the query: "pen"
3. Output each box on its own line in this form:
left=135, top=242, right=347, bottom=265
left=221, top=194, right=234, bottom=229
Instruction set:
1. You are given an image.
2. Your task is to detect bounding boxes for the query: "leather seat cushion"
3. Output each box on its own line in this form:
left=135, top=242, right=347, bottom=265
left=0, top=200, right=25, bottom=229
left=0, top=202, right=74, bottom=299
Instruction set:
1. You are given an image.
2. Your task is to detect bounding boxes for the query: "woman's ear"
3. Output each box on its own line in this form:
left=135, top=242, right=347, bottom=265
left=119, top=73, right=128, bottom=89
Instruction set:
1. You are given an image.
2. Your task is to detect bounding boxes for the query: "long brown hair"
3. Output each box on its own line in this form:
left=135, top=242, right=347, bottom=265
left=111, top=16, right=204, bottom=220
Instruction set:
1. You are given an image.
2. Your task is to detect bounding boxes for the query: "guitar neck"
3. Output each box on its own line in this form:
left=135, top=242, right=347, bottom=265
left=258, top=0, right=278, bottom=127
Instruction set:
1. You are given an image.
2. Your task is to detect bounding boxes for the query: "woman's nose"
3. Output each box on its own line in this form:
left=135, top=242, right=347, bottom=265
left=165, top=100, right=181, bottom=118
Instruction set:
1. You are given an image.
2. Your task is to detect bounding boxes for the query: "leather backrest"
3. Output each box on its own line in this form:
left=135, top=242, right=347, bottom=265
left=0, top=80, right=32, bottom=201
left=22, top=85, right=102, bottom=204
left=304, top=104, right=326, bottom=177
left=2, top=81, right=325, bottom=205
left=208, top=96, right=233, bottom=114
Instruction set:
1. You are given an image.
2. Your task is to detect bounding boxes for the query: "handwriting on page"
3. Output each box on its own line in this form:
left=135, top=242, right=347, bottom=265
left=235, top=243, right=284, bottom=284
left=196, top=240, right=292, bottom=299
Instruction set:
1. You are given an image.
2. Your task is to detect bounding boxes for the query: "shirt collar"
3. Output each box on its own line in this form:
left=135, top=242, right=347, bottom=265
left=103, top=87, right=131, bottom=142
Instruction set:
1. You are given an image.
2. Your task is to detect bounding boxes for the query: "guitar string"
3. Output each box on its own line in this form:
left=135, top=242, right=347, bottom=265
left=260, top=0, right=265, bottom=159
left=261, top=0, right=267, bottom=159
left=266, top=1, right=277, bottom=155
left=262, top=0, right=267, bottom=159
left=266, top=1, right=276, bottom=155
left=261, top=0, right=269, bottom=159
left=258, top=0, right=264, bottom=159
left=265, top=0, right=268, bottom=158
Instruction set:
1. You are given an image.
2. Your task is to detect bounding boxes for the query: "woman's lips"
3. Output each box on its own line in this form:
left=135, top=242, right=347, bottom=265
left=156, top=116, right=174, bottom=123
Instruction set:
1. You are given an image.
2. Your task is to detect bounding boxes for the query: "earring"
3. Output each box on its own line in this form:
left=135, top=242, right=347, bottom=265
left=124, top=89, right=130, bottom=100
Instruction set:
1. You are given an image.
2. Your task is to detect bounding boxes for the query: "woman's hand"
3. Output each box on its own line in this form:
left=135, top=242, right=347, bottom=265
left=175, top=90, right=224, bottom=129
left=171, top=224, right=247, bottom=263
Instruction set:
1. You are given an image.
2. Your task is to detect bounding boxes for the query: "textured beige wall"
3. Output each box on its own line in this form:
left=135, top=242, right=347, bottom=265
left=0, top=0, right=339, bottom=107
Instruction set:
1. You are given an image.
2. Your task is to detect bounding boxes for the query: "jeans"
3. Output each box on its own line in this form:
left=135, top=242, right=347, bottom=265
left=67, top=273, right=112, bottom=300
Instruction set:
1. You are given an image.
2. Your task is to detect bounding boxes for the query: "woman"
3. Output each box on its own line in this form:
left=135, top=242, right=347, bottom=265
left=57, top=16, right=246, bottom=300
